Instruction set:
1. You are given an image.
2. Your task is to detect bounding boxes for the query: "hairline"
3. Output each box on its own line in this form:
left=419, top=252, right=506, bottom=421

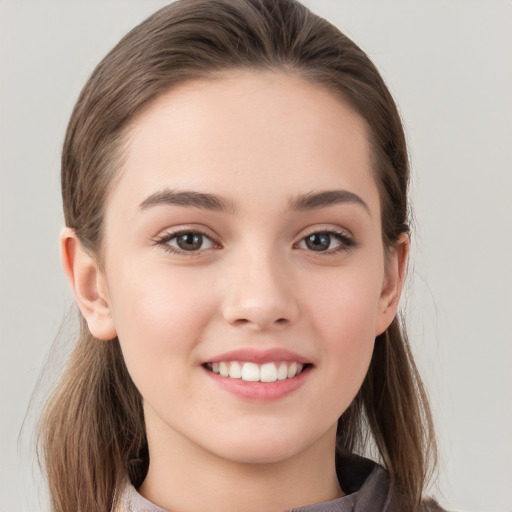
left=91, top=66, right=388, bottom=267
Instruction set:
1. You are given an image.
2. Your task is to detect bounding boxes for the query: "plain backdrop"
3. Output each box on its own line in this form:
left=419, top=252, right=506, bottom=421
left=1, top=1, right=511, bottom=511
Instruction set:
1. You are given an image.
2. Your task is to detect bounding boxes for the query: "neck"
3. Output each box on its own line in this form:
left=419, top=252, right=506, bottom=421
left=139, top=411, right=343, bottom=512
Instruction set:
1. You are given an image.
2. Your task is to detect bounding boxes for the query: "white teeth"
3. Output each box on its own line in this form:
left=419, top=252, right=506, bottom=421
left=260, top=362, right=278, bottom=382
left=228, top=361, right=242, bottom=379
left=277, top=362, right=288, bottom=380
left=287, top=362, right=297, bottom=378
left=241, top=362, right=260, bottom=382
left=219, top=362, right=229, bottom=377
left=208, top=361, right=305, bottom=382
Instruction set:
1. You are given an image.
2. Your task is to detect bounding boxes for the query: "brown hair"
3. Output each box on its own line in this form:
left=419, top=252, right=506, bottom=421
left=39, top=1, right=437, bottom=511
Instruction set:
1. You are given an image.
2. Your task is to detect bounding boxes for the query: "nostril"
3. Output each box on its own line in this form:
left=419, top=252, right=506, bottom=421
left=229, top=316, right=289, bottom=329
left=232, top=318, right=250, bottom=326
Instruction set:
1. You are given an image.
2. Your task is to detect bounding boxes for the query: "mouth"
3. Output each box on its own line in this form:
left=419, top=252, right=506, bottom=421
left=203, top=361, right=311, bottom=383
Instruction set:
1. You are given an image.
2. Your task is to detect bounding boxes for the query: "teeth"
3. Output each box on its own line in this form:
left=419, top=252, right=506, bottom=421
left=287, top=362, right=297, bottom=378
left=219, top=362, right=229, bottom=377
left=208, top=361, right=305, bottom=382
left=242, top=362, right=260, bottom=381
left=228, top=361, right=242, bottom=379
left=260, top=362, right=277, bottom=382
left=277, top=362, right=288, bottom=380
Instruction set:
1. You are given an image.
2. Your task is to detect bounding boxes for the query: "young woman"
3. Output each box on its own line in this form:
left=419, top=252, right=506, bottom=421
left=38, top=1, right=443, bottom=510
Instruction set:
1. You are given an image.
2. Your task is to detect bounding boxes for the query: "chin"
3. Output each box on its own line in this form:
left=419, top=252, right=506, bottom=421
left=204, top=426, right=324, bottom=466
left=217, top=443, right=303, bottom=465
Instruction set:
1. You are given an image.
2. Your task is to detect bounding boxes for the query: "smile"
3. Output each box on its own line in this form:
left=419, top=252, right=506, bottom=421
left=205, top=361, right=306, bottom=382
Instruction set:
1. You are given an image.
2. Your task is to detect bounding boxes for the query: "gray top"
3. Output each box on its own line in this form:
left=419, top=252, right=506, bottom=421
left=116, top=454, right=445, bottom=512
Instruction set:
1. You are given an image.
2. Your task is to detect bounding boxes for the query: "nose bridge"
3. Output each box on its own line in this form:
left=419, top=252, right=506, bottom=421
left=222, top=243, right=299, bottom=330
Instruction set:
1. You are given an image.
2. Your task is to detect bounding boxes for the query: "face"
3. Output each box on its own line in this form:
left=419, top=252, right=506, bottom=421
left=93, top=72, right=404, bottom=466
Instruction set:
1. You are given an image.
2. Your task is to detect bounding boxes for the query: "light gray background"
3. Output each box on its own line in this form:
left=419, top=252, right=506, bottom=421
left=1, top=1, right=511, bottom=511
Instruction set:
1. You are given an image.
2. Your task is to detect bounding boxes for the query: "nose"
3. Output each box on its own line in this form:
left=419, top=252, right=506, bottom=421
left=221, top=254, right=300, bottom=331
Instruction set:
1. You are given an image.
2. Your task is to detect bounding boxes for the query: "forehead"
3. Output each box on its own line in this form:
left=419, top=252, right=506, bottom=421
left=110, top=71, right=379, bottom=217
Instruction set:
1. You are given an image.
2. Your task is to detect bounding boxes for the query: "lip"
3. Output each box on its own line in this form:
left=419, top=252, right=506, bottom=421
left=205, top=348, right=311, bottom=365
left=201, top=348, right=313, bottom=401
left=203, top=364, right=312, bottom=401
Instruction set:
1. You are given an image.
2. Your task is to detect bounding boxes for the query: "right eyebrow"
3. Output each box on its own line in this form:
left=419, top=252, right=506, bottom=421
left=139, top=188, right=236, bottom=213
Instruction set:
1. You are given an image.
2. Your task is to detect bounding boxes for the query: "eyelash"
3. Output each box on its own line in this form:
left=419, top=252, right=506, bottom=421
left=153, top=229, right=219, bottom=256
left=153, top=228, right=356, bottom=256
left=295, top=229, right=357, bottom=255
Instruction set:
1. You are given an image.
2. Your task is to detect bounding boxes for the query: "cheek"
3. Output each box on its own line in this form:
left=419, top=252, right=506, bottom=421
left=303, top=262, right=383, bottom=398
left=306, top=260, right=383, bottom=340
left=106, top=261, right=216, bottom=378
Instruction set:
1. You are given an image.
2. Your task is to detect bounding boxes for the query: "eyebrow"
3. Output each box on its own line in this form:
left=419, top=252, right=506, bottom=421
left=139, top=189, right=236, bottom=213
left=139, top=187, right=369, bottom=216
left=289, top=190, right=370, bottom=215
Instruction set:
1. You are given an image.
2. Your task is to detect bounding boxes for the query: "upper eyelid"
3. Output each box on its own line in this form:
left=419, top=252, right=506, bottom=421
left=154, top=225, right=219, bottom=240
left=153, top=229, right=220, bottom=257
left=151, top=227, right=221, bottom=253
left=296, top=232, right=353, bottom=246
left=158, top=230, right=214, bottom=242
left=152, top=224, right=354, bottom=246
left=294, top=226, right=357, bottom=253
left=295, top=224, right=354, bottom=240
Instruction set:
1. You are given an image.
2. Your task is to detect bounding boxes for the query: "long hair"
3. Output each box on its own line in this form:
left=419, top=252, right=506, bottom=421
left=39, top=1, right=437, bottom=510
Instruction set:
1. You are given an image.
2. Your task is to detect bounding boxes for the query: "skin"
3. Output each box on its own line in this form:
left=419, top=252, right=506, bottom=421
left=61, top=71, right=408, bottom=512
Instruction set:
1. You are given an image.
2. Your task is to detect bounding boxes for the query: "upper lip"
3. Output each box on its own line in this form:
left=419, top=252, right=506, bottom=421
left=205, top=348, right=311, bottom=365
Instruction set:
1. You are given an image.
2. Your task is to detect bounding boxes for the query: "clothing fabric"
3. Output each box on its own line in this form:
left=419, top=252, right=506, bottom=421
left=115, top=453, right=446, bottom=512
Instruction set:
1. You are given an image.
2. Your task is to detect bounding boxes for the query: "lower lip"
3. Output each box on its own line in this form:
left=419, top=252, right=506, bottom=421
left=203, top=366, right=311, bottom=401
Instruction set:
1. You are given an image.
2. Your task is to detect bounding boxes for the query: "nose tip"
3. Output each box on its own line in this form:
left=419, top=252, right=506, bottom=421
left=221, top=264, right=300, bottom=331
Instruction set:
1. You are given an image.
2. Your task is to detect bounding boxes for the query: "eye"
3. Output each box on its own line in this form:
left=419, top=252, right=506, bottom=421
left=297, top=231, right=355, bottom=253
left=155, top=230, right=216, bottom=254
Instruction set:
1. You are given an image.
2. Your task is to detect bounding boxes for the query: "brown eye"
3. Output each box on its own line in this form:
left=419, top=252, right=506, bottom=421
left=297, top=230, right=355, bottom=253
left=176, top=232, right=204, bottom=251
left=304, top=233, right=332, bottom=251
left=160, top=231, right=215, bottom=253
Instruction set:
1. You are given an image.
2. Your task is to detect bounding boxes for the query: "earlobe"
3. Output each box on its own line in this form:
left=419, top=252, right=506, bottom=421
left=375, top=233, right=409, bottom=336
left=60, top=227, right=117, bottom=340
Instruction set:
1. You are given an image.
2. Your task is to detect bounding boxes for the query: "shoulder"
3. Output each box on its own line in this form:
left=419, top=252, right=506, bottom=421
left=336, top=452, right=449, bottom=512
left=112, top=482, right=169, bottom=512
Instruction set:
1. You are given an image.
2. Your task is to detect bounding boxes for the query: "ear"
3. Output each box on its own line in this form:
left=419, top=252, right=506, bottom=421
left=60, top=227, right=117, bottom=340
left=375, top=233, right=409, bottom=336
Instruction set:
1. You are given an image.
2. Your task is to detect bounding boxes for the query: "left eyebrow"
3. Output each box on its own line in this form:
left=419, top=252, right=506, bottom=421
left=289, top=190, right=371, bottom=215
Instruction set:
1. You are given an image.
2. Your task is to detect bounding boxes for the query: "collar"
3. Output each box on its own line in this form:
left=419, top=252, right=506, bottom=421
left=117, top=454, right=395, bottom=512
